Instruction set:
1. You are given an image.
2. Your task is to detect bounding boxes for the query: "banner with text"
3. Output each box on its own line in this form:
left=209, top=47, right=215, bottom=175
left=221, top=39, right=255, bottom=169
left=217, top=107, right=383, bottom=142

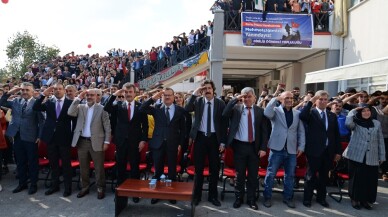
left=242, top=12, right=313, bottom=48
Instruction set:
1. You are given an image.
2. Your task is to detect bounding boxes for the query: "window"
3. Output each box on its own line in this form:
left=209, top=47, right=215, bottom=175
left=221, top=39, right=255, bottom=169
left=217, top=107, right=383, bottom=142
left=350, top=0, right=365, bottom=8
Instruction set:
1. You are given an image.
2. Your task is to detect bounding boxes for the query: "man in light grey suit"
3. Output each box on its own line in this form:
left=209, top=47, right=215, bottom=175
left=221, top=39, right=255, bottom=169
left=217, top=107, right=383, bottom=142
left=0, top=82, right=44, bottom=195
left=263, top=90, right=305, bottom=208
left=68, top=89, right=111, bottom=199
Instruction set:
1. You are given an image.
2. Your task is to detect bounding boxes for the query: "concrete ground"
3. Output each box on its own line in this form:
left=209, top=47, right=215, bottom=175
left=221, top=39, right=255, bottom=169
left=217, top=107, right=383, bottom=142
left=1, top=164, right=388, bottom=217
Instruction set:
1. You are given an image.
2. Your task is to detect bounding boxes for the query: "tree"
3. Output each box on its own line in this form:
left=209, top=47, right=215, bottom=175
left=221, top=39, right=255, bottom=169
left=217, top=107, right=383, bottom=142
left=5, top=31, right=60, bottom=78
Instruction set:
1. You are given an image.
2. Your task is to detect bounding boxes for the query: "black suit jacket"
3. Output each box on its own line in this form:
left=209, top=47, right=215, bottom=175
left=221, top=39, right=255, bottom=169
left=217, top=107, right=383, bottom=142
left=104, top=96, right=148, bottom=146
left=140, top=98, right=185, bottom=149
left=299, top=101, right=342, bottom=158
left=222, top=98, right=269, bottom=154
left=33, top=95, right=76, bottom=146
left=185, top=95, right=227, bottom=144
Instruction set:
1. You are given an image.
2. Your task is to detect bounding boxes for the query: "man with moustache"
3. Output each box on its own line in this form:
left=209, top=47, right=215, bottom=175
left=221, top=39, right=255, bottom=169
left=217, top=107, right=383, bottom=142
left=140, top=87, right=186, bottom=205
left=0, top=83, right=44, bottom=195
left=104, top=83, right=148, bottom=203
left=222, top=87, right=268, bottom=210
left=299, top=90, right=342, bottom=208
left=185, top=80, right=226, bottom=207
left=65, top=85, right=77, bottom=100
left=262, top=91, right=305, bottom=208
left=68, top=89, right=111, bottom=199
left=33, top=83, right=76, bottom=197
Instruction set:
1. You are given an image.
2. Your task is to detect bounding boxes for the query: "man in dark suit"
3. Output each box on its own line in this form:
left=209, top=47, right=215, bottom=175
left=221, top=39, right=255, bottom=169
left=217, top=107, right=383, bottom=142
left=223, top=87, right=268, bottom=210
left=185, top=80, right=226, bottom=207
left=0, top=82, right=44, bottom=195
left=33, top=83, right=76, bottom=197
left=140, top=87, right=186, bottom=205
left=104, top=83, right=148, bottom=203
left=299, top=90, right=342, bottom=208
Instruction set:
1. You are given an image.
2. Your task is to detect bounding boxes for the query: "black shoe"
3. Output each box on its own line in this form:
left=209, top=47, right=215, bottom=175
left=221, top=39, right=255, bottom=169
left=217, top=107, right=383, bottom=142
left=132, top=197, right=140, bottom=203
left=169, top=200, right=177, bottom=204
left=233, top=198, right=243, bottom=208
left=351, top=200, right=361, bottom=210
left=77, top=189, right=89, bottom=198
left=45, top=187, right=60, bottom=195
left=28, top=185, right=38, bottom=195
left=193, top=198, right=201, bottom=206
left=317, top=199, right=329, bottom=208
left=247, top=200, right=258, bottom=210
left=151, top=198, right=159, bottom=204
left=208, top=198, right=221, bottom=207
left=361, top=202, right=372, bottom=210
left=63, top=190, right=72, bottom=197
left=303, top=201, right=311, bottom=208
left=283, top=199, right=296, bottom=208
left=12, top=184, right=28, bottom=193
left=263, top=198, right=272, bottom=208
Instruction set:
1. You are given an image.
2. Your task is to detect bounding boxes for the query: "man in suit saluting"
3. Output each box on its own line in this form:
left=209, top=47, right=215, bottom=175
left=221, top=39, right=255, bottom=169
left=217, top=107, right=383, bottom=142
left=0, top=82, right=44, bottom=195
left=104, top=83, right=148, bottom=203
left=223, top=87, right=269, bottom=210
left=68, top=89, right=111, bottom=199
left=33, top=83, right=76, bottom=197
left=262, top=90, right=305, bottom=208
left=299, top=90, right=342, bottom=208
left=185, top=80, right=226, bottom=207
left=140, top=87, right=186, bottom=205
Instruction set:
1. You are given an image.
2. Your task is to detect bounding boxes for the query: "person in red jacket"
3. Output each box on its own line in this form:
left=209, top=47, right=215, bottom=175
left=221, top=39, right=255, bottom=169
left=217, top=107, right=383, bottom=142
left=0, top=109, right=7, bottom=192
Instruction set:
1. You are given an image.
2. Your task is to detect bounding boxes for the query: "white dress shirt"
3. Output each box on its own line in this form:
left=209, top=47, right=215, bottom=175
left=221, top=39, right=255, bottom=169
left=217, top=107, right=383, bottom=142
left=164, top=104, right=175, bottom=121
left=54, top=95, right=65, bottom=111
left=316, top=107, right=328, bottom=146
left=81, top=104, right=94, bottom=138
left=235, top=105, right=255, bottom=142
left=199, top=98, right=215, bottom=133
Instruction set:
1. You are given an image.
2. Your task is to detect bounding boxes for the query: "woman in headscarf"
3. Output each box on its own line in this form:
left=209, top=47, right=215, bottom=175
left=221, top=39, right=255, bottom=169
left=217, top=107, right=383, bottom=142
left=342, top=106, right=385, bottom=210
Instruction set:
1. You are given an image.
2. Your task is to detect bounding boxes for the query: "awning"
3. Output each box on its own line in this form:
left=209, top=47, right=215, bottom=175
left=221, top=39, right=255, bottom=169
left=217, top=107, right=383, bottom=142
left=305, top=56, right=388, bottom=84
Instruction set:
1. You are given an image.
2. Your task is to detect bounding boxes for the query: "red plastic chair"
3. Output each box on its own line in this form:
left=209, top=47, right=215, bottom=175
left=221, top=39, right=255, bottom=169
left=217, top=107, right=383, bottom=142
left=37, top=141, right=51, bottom=187
left=220, top=147, right=236, bottom=200
left=126, top=142, right=150, bottom=179
left=185, top=142, right=210, bottom=180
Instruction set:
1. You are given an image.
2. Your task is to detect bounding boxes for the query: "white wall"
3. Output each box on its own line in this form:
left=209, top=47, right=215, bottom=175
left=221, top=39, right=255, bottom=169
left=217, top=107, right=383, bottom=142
left=343, top=0, right=388, bottom=65
left=300, top=54, right=326, bottom=93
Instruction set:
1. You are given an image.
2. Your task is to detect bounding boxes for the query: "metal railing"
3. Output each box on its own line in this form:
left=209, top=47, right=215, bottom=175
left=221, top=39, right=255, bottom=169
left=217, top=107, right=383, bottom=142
left=132, top=37, right=210, bottom=83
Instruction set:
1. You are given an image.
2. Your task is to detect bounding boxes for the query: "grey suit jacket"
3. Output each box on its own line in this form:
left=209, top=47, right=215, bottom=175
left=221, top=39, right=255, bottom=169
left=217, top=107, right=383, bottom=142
left=68, top=98, right=111, bottom=151
left=342, top=109, right=386, bottom=166
left=264, top=98, right=305, bottom=154
left=0, top=94, right=44, bottom=143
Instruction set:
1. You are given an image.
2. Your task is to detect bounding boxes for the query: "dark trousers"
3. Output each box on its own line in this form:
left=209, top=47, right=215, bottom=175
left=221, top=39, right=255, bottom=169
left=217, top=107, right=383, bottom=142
left=348, top=159, right=378, bottom=203
left=380, top=138, right=388, bottom=174
left=47, top=143, right=72, bottom=191
left=0, top=147, right=3, bottom=180
left=13, top=134, right=38, bottom=186
left=304, top=149, right=331, bottom=202
left=116, top=139, right=140, bottom=186
left=193, top=133, right=220, bottom=200
left=152, top=141, right=178, bottom=181
left=233, top=140, right=259, bottom=202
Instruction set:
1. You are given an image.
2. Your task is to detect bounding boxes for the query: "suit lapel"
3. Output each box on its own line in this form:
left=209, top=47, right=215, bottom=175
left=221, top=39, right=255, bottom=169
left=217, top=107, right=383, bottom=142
left=313, top=108, right=326, bottom=129
left=276, top=105, right=288, bottom=127
left=91, top=104, right=99, bottom=121
left=198, top=98, right=205, bottom=122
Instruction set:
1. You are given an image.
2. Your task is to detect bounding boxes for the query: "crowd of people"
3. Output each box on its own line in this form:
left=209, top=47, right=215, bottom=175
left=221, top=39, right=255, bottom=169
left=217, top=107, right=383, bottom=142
left=0, top=78, right=387, bottom=211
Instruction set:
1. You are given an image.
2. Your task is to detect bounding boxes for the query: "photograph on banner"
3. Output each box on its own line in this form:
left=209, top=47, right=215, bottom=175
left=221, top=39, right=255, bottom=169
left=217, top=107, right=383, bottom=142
left=241, top=12, right=313, bottom=48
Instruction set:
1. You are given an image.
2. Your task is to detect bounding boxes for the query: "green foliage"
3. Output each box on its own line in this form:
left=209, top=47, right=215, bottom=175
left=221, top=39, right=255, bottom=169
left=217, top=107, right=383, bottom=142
left=4, top=31, right=60, bottom=79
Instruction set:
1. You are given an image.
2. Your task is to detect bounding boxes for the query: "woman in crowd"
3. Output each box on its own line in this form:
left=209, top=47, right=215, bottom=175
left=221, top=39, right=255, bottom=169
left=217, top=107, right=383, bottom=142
left=342, top=106, right=385, bottom=210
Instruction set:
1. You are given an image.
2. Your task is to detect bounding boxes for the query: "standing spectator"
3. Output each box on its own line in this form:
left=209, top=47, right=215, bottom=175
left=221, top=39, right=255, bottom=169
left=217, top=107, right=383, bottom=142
left=262, top=91, right=305, bottom=208
left=330, top=99, right=350, bottom=142
left=0, top=109, right=7, bottom=192
left=0, top=83, right=44, bottom=195
left=104, top=83, right=148, bottom=203
left=373, top=92, right=388, bottom=180
left=33, top=83, right=76, bottom=197
left=222, top=87, right=268, bottom=210
left=140, top=88, right=186, bottom=205
left=185, top=81, right=227, bottom=207
left=342, top=106, right=385, bottom=210
left=68, top=89, right=111, bottom=200
left=299, top=90, right=342, bottom=208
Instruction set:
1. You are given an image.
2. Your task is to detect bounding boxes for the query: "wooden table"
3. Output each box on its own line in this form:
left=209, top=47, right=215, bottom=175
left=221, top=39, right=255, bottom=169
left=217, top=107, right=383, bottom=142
left=115, top=179, right=195, bottom=217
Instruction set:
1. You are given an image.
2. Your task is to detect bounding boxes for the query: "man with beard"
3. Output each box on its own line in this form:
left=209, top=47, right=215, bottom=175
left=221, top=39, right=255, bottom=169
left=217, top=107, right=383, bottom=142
left=185, top=80, right=227, bottom=207
left=0, top=83, right=44, bottom=195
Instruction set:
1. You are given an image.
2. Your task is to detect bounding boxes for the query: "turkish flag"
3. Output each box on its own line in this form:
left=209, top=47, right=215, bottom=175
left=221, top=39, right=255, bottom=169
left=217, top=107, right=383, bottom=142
left=291, top=21, right=300, bottom=28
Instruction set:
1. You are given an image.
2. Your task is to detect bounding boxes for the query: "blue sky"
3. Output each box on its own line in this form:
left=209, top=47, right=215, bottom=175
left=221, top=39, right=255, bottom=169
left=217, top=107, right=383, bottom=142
left=0, top=0, right=214, bottom=67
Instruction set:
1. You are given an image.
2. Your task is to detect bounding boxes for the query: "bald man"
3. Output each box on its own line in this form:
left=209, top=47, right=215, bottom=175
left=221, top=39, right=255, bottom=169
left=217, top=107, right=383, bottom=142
left=262, top=91, right=305, bottom=208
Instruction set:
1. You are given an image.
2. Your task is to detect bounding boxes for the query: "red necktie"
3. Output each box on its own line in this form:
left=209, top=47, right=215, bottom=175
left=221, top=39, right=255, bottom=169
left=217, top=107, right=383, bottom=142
left=127, top=103, right=131, bottom=121
left=247, top=107, right=253, bottom=143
